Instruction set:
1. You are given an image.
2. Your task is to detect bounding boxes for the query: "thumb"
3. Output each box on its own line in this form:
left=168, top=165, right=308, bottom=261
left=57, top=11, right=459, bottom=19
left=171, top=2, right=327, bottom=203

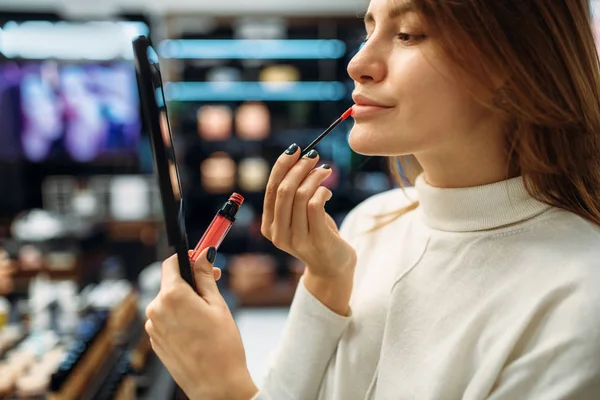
left=193, top=246, right=220, bottom=299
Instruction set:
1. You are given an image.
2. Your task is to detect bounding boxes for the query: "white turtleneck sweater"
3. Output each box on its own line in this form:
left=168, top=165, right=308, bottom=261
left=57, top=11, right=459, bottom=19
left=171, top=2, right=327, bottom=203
left=253, top=175, right=600, bottom=400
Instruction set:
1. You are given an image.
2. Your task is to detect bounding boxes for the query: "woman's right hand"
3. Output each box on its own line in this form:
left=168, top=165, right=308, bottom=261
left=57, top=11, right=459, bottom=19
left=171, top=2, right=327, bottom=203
left=261, top=144, right=357, bottom=281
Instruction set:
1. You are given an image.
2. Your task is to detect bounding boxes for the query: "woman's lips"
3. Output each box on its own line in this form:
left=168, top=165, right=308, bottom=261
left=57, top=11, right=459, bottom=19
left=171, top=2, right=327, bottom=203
left=351, top=104, right=394, bottom=118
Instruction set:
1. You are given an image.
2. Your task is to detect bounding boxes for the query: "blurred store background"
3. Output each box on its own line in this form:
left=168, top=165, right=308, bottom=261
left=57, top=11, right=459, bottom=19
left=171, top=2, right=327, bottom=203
left=0, top=0, right=597, bottom=398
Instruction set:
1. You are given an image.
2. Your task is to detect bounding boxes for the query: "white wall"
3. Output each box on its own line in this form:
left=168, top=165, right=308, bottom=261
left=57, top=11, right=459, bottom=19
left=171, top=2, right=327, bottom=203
left=0, top=0, right=367, bottom=17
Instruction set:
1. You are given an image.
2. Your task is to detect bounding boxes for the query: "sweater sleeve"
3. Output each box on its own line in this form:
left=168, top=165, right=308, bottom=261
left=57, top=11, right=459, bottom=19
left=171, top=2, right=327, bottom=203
left=487, top=282, right=600, bottom=400
left=251, top=208, right=363, bottom=400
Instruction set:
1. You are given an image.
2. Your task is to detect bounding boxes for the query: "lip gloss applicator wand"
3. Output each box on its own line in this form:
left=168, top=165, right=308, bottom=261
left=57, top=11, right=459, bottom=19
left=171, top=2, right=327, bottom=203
left=300, top=107, right=354, bottom=157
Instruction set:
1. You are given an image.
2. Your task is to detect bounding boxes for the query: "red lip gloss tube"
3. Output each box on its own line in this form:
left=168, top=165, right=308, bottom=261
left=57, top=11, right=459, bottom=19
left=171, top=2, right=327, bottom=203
left=190, top=193, right=244, bottom=264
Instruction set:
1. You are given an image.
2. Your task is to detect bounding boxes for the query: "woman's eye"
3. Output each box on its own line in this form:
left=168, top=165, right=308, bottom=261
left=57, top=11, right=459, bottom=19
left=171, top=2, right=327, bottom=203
left=358, top=32, right=425, bottom=51
left=397, top=33, right=426, bottom=44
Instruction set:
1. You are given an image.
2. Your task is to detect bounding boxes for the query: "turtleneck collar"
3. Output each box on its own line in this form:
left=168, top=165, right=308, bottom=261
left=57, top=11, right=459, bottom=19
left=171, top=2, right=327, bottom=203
left=414, top=174, right=552, bottom=232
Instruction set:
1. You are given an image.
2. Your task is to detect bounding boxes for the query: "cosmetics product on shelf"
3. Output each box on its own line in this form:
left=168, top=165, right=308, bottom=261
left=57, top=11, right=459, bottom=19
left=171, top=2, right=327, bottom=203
left=28, top=275, right=79, bottom=335
left=238, top=158, right=269, bottom=192
left=84, top=280, right=138, bottom=341
left=200, top=152, right=237, bottom=194
left=197, top=105, right=233, bottom=141
left=6, top=349, right=36, bottom=376
left=18, top=245, right=44, bottom=271
left=235, top=102, right=270, bottom=140
left=0, top=364, right=16, bottom=397
left=15, top=372, right=50, bottom=399
left=95, top=352, right=135, bottom=400
left=44, top=251, right=77, bottom=272
left=41, top=176, right=77, bottom=217
left=129, top=330, right=152, bottom=373
left=40, top=281, right=138, bottom=399
left=0, top=331, right=64, bottom=398
left=49, top=310, right=111, bottom=400
left=109, top=176, right=151, bottom=221
left=259, top=65, right=301, bottom=83
left=113, top=373, right=136, bottom=400
left=0, top=325, right=26, bottom=355
left=0, top=297, right=8, bottom=328
left=71, top=187, right=99, bottom=220
left=206, top=66, right=242, bottom=83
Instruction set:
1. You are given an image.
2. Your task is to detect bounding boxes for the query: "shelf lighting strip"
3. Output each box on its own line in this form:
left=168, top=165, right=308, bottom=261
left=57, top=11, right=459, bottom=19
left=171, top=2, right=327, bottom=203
left=158, top=39, right=346, bottom=60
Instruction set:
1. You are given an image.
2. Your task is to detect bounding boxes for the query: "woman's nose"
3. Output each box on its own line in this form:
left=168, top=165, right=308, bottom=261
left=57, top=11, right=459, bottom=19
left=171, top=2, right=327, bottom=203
left=347, top=40, right=387, bottom=85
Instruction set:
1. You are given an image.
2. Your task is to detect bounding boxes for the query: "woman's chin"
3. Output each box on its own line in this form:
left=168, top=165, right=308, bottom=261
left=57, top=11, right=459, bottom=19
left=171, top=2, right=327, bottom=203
left=348, top=128, right=385, bottom=156
left=348, top=126, right=419, bottom=157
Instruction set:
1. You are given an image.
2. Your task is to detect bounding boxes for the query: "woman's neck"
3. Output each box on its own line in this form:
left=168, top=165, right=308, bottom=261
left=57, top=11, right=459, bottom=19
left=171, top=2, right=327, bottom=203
left=416, top=127, right=514, bottom=189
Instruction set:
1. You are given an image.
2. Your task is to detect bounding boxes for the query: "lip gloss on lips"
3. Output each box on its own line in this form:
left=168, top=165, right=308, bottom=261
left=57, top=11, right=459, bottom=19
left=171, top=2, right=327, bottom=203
left=189, top=193, right=244, bottom=264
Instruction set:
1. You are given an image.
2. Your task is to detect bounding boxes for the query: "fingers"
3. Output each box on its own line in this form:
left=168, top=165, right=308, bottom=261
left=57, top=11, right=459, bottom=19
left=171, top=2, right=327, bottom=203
left=213, top=267, right=222, bottom=281
left=307, top=186, right=333, bottom=238
left=145, top=301, right=166, bottom=338
left=193, top=247, right=220, bottom=301
left=262, top=143, right=301, bottom=239
left=291, top=164, right=332, bottom=236
left=160, top=253, right=182, bottom=289
left=145, top=318, right=157, bottom=338
left=272, top=150, right=320, bottom=243
left=189, top=250, right=221, bottom=281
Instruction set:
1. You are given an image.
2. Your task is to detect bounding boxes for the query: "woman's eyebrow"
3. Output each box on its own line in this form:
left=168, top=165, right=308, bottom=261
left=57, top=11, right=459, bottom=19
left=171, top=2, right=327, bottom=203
left=363, top=1, right=415, bottom=24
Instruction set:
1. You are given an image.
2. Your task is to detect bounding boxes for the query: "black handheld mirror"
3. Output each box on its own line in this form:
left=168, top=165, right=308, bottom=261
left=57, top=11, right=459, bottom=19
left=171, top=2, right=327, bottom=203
left=132, top=36, right=196, bottom=291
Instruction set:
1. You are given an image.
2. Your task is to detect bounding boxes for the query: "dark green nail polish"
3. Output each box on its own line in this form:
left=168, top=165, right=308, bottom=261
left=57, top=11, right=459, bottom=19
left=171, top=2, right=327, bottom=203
left=305, top=150, right=318, bottom=159
left=207, top=247, right=217, bottom=263
left=320, top=164, right=331, bottom=169
left=285, top=143, right=299, bottom=155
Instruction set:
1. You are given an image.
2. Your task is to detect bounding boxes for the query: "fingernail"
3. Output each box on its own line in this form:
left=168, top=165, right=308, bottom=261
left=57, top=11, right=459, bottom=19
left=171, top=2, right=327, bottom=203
left=305, top=150, right=318, bottom=159
left=320, top=164, right=331, bottom=169
left=285, top=143, right=299, bottom=155
left=207, top=247, right=217, bottom=264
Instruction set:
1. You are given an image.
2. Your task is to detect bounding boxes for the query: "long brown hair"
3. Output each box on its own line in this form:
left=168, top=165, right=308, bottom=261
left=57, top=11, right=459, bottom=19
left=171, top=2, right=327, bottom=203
left=378, top=0, right=600, bottom=228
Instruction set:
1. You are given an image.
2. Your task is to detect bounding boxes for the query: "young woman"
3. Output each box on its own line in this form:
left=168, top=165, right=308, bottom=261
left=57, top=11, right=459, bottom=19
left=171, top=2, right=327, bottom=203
left=144, top=0, right=600, bottom=398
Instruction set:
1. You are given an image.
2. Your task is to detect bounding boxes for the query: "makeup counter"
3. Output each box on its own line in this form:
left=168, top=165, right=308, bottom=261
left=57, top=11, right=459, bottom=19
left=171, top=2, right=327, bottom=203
left=0, top=10, right=400, bottom=398
left=0, top=210, right=171, bottom=399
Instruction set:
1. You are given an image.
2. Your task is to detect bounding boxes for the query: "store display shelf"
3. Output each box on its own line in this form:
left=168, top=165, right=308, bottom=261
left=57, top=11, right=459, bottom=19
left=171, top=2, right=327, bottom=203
left=165, top=81, right=347, bottom=102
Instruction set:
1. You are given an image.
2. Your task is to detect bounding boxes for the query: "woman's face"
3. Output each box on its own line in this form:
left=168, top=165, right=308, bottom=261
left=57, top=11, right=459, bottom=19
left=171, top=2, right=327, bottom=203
left=347, top=0, right=498, bottom=158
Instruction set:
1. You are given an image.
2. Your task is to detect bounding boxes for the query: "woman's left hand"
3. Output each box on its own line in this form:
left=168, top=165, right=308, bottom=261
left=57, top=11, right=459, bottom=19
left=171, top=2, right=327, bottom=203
left=145, top=247, right=258, bottom=400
